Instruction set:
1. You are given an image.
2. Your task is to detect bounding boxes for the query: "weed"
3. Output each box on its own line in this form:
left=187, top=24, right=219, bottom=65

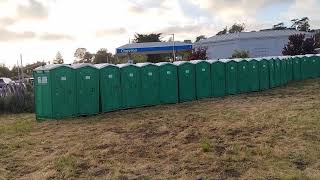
left=54, top=155, right=77, bottom=178
left=201, top=139, right=212, bottom=152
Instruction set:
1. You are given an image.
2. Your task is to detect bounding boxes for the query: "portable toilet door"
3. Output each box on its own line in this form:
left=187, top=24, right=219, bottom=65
left=96, top=64, right=122, bottom=113
left=247, top=58, right=260, bottom=92
left=280, top=57, right=287, bottom=85
left=286, top=56, right=293, bottom=82
left=268, top=57, right=276, bottom=88
left=173, top=61, right=196, bottom=102
left=292, top=56, right=302, bottom=81
left=136, top=63, right=160, bottom=106
left=236, top=59, right=250, bottom=93
left=72, top=64, right=99, bottom=116
left=258, top=58, right=270, bottom=91
left=34, top=64, right=77, bottom=120
left=191, top=60, right=212, bottom=99
left=274, top=57, right=281, bottom=87
left=208, top=60, right=226, bottom=97
left=118, top=64, right=142, bottom=109
left=156, top=62, right=178, bottom=104
left=33, top=67, right=52, bottom=120
left=224, top=59, right=238, bottom=95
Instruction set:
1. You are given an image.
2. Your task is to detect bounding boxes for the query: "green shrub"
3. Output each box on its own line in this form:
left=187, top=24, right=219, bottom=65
left=201, top=139, right=212, bottom=152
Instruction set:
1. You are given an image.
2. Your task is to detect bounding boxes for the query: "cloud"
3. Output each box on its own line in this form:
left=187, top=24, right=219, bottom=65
left=0, top=17, right=16, bottom=27
left=0, top=29, right=35, bottom=41
left=39, top=33, right=75, bottom=41
left=127, top=0, right=169, bottom=14
left=96, top=28, right=127, bottom=37
left=16, top=0, right=48, bottom=20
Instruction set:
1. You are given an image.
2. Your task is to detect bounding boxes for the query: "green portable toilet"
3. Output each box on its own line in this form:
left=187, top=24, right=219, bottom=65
left=300, top=55, right=310, bottom=79
left=267, top=57, right=276, bottom=88
left=247, top=58, right=260, bottom=92
left=96, top=63, right=122, bottom=113
left=224, top=59, right=238, bottom=95
left=306, top=54, right=318, bottom=78
left=286, top=56, right=293, bottom=82
left=280, top=57, right=287, bottom=85
left=156, top=62, right=178, bottom=104
left=317, top=54, right=320, bottom=77
left=292, top=55, right=302, bottom=81
left=190, top=60, right=212, bottom=99
left=118, top=64, right=142, bottom=109
left=136, top=63, right=160, bottom=106
left=33, top=64, right=77, bottom=120
left=173, top=61, right=196, bottom=102
left=207, top=60, right=226, bottom=97
left=257, top=58, right=270, bottom=90
left=274, top=57, right=281, bottom=87
left=235, top=59, right=250, bottom=93
left=72, top=64, right=99, bottom=116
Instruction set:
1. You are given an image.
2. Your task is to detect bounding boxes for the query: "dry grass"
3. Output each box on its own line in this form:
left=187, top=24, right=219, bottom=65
left=1, top=78, right=320, bottom=179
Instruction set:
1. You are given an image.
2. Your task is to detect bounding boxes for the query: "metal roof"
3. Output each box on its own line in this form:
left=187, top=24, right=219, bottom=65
left=34, top=64, right=73, bottom=71
left=206, top=60, right=218, bottom=64
left=116, top=41, right=192, bottom=55
left=190, top=60, right=208, bottom=64
left=197, top=30, right=314, bottom=44
left=155, top=62, right=174, bottom=66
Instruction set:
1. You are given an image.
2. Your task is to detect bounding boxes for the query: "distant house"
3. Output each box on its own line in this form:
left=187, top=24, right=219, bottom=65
left=195, top=30, right=314, bottom=59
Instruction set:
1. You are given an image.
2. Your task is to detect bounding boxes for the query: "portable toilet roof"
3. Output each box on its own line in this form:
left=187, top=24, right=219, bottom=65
left=34, top=64, right=73, bottom=71
left=190, top=60, right=206, bottom=64
left=173, top=61, right=190, bottom=66
left=95, top=63, right=118, bottom=69
left=136, top=62, right=154, bottom=67
left=117, top=63, right=138, bottom=68
left=206, top=60, right=219, bottom=64
left=155, top=62, right=173, bottom=66
left=71, top=63, right=97, bottom=69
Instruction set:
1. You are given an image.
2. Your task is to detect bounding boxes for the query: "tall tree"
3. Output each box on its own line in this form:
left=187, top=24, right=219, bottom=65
left=93, top=48, right=114, bottom=64
left=291, top=17, right=310, bottom=32
left=134, top=33, right=162, bottom=63
left=0, top=66, right=11, bottom=77
left=228, top=23, right=245, bottom=33
left=195, top=35, right=206, bottom=42
left=74, top=48, right=93, bottom=63
left=53, top=51, right=64, bottom=64
left=216, top=27, right=228, bottom=35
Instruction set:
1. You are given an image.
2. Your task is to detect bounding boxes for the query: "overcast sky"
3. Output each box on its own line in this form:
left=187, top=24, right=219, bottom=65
left=0, top=0, right=319, bottom=67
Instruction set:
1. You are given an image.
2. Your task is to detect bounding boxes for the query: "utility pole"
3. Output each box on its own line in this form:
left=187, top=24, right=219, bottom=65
left=16, top=59, right=20, bottom=81
left=20, top=54, right=24, bottom=81
left=173, top=34, right=176, bottom=62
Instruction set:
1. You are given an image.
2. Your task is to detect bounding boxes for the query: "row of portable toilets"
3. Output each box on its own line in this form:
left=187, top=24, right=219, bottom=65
left=33, top=54, right=320, bottom=120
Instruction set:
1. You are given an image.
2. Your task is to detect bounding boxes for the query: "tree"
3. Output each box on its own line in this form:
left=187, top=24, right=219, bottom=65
left=273, top=22, right=287, bottom=30
left=93, top=48, right=115, bottom=64
left=0, top=66, right=11, bottom=77
left=24, top=61, right=46, bottom=76
left=195, top=35, right=206, bottom=42
left=74, top=48, right=93, bottom=63
left=283, top=34, right=305, bottom=55
left=216, top=27, right=228, bottom=35
left=228, top=23, right=245, bottom=33
left=53, top=51, right=64, bottom=64
left=315, top=33, right=320, bottom=48
left=134, top=33, right=162, bottom=63
left=291, top=17, right=310, bottom=32
left=134, top=33, right=162, bottom=43
left=188, top=47, right=208, bottom=60
left=231, top=50, right=250, bottom=58
left=302, top=37, right=316, bottom=54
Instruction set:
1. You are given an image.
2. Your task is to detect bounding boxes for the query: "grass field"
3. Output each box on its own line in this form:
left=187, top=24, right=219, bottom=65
left=1, top=78, right=320, bottom=180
